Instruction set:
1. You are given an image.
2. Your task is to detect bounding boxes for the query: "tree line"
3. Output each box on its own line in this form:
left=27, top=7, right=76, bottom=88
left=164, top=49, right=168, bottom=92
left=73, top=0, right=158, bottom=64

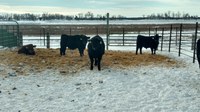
left=0, top=11, right=199, bottom=21
left=0, top=12, right=125, bottom=21
left=144, top=11, right=199, bottom=19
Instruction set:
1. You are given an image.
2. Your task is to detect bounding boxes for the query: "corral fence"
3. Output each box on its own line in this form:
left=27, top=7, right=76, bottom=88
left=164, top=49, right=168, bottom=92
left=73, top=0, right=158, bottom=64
left=0, top=20, right=200, bottom=63
left=0, top=21, right=22, bottom=48
left=20, top=24, right=107, bottom=48
left=108, top=22, right=200, bottom=63
left=21, top=22, right=200, bottom=63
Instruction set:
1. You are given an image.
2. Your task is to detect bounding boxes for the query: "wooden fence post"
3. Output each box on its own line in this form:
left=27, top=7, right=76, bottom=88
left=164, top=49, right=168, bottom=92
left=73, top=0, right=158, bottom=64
left=169, top=24, right=172, bottom=52
left=179, top=24, right=182, bottom=57
left=47, top=32, right=50, bottom=49
left=193, top=22, right=198, bottom=63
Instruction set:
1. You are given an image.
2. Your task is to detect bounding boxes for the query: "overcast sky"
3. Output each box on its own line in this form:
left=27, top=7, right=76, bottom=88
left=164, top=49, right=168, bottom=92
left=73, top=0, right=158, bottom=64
left=0, top=0, right=199, bottom=17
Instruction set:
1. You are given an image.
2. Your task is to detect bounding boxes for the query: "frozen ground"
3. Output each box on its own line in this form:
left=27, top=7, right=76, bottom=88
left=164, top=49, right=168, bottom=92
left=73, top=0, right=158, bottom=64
left=0, top=49, right=200, bottom=112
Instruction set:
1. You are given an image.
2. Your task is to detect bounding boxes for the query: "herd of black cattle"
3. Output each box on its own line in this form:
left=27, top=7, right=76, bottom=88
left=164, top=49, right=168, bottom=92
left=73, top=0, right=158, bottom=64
left=17, top=34, right=200, bottom=70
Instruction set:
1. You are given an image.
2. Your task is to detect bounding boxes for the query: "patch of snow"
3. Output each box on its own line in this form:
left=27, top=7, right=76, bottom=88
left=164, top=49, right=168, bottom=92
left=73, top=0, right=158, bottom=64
left=0, top=50, right=200, bottom=111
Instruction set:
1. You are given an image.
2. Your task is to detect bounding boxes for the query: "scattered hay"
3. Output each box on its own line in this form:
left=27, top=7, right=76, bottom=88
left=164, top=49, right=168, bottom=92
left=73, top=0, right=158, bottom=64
left=0, top=48, right=179, bottom=75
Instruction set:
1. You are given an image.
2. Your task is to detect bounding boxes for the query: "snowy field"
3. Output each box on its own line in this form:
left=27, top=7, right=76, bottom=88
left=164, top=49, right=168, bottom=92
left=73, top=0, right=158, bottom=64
left=17, top=19, right=200, bottom=25
left=0, top=19, right=200, bottom=25
left=0, top=47, right=200, bottom=112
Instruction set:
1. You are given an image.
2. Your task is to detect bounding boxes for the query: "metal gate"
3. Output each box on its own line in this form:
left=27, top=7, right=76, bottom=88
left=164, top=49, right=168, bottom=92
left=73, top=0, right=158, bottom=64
left=0, top=21, right=22, bottom=48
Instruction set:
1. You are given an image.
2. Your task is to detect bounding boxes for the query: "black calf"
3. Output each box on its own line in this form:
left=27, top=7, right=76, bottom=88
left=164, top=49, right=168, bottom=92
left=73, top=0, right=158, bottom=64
left=87, top=35, right=105, bottom=71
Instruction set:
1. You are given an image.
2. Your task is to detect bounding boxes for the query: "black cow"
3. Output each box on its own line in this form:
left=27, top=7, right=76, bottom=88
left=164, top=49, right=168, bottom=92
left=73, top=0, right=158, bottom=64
left=60, top=34, right=90, bottom=56
left=18, top=44, right=36, bottom=55
left=197, top=39, right=200, bottom=68
left=136, top=34, right=160, bottom=55
left=87, top=35, right=105, bottom=71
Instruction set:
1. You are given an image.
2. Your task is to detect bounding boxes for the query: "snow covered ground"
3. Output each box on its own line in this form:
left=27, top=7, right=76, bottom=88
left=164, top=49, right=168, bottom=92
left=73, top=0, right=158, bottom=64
left=1, top=19, right=200, bottom=25
left=18, top=19, right=200, bottom=25
left=0, top=48, right=200, bottom=112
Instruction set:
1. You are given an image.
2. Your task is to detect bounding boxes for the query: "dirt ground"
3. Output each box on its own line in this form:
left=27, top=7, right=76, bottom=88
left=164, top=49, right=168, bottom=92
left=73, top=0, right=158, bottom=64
left=0, top=48, right=179, bottom=75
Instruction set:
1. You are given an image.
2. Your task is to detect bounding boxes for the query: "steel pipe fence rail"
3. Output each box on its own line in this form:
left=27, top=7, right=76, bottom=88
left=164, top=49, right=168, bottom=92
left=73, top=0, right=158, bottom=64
left=0, top=21, right=199, bottom=63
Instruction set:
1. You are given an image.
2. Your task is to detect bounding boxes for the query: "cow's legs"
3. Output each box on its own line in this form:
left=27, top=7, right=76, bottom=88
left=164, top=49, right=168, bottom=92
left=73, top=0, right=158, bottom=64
left=198, top=56, right=200, bottom=68
left=140, top=47, right=142, bottom=54
left=90, top=58, right=94, bottom=70
left=78, top=48, right=84, bottom=57
left=97, top=57, right=102, bottom=71
left=95, top=58, right=98, bottom=66
left=151, top=48, right=157, bottom=55
left=60, top=47, right=66, bottom=55
left=151, top=48, right=153, bottom=55
left=136, top=47, right=138, bottom=55
left=136, top=46, right=142, bottom=54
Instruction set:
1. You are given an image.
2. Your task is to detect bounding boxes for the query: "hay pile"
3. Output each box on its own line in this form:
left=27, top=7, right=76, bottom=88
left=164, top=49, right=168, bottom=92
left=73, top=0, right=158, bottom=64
left=0, top=48, right=178, bottom=75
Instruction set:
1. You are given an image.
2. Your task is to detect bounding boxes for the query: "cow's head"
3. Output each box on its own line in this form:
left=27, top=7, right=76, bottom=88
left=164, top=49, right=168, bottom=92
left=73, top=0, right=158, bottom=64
left=80, top=35, right=90, bottom=49
left=25, top=44, right=36, bottom=55
left=26, top=47, right=35, bottom=55
left=89, top=35, right=104, bottom=51
left=153, top=34, right=161, bottom=50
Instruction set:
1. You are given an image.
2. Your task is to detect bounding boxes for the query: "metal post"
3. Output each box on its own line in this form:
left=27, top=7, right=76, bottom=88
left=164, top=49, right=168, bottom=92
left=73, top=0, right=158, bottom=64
left=155, top=28, right=157, bottom=35
left=149, top=27, right=150, bottom=36
left=161, top=28, right=164, bottom=51
left=175, top=27, right=178, bottom=46
left=179, top=24, right=182, bottom=57
left=169, top=24, right=172, bottom=52
left=12, top=26, right=15, bottom=47
left=18, top=32, right=23, bottom=47
left=193, top=22, right=198, bottom=63
left=70, top=28, right=72, bottom=35
left=123, top=28, right=125, bottom=46
left=12, top=20, right=19, bottom=43
left=106, top=13, right=109, bottom=50
left=43, top=28, right=46, bottom=46
left=6, top=25, right=9, bottom=47
left=47, top=32, right=50, bottom=48
left=0, top=25, right=3, bottom=47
